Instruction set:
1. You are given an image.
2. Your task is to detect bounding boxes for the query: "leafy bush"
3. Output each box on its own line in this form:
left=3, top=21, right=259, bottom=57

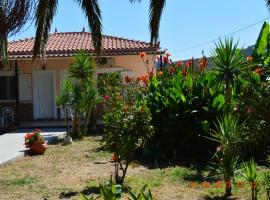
left=146, top=63, right=223, bottom=159
left=102, top=76, right=154, bottom=184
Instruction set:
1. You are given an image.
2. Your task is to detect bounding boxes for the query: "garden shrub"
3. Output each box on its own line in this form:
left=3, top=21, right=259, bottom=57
left=146, top=64, right=223, bottom=160
left=102, top=75, right=154, bottom=184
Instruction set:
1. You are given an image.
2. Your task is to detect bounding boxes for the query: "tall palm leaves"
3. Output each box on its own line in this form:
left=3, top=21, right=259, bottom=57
left=266, top=0, right=270, bottom=8
left=0, top=0, right=33, bottom=68
left=130, top=0, right=165, bottom=44
left=33, top=0, right=102, bottom=58
left=33, top=0, right=58, bottom=58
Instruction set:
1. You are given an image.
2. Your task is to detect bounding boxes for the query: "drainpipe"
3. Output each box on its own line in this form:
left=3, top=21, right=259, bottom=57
left=15, top=60, right=19, bottom=125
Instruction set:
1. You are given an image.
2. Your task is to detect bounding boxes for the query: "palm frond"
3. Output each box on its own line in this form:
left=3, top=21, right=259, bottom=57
left=33, top=0, right=58, bottom=58
left=76, top=0, right=103, bottom=56
left=149, top=0, right=166, bottom=44
left=266, top=0, right=270, bottom=8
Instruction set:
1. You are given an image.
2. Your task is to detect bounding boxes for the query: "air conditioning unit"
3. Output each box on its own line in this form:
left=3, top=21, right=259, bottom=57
left=96, top=57, right=114, bottom=67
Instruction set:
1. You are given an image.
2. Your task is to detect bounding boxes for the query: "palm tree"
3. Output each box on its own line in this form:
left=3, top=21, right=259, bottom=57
left=34, top=1, right=270, bottom=58
left=33, top=0, right=103, bottom=57
left=0, top=0, right=33, bottom=68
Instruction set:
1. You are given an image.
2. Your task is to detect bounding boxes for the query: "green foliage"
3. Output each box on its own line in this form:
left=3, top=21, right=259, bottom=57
left=242, top=158, right=258, bottom=200
left=100, top=180, right=122, bottom=200
left=212, top=37, right=250, bottom=111
left=208, top=114, right=244, bottom=197
left=80, top=193, right=99, bottom=200
left=57, top=50, right=101, bottom=138
left=242, top=158, right=258, bottom=183
left=252, top=22, right=270, bottom=68
left=146, top=64, right=223, bottom=159
left=262, top=172, right=270, bottom=199
left=128, top=185, right=154, bottom=200
left=69, top=51, right=96, bottom=84
left=102, top=75, right=154, bottom=184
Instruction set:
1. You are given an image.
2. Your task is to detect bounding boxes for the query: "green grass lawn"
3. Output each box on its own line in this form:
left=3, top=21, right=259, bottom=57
left=0, top=135, right=269, bottom=200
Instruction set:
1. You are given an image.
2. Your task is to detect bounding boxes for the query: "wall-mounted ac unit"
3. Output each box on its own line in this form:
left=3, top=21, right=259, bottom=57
left=96, top=57, right=115, bottom=67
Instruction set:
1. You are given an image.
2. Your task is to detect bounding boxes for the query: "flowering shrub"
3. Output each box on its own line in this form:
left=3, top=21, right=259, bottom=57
left=24, top=129, right=45, bottom=147
left=101, top=74, right=154, bottom=184
left=145, top=59, right=225, bottom=159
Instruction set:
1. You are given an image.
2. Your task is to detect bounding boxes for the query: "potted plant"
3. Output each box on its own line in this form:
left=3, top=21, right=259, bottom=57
left=24, top=129, right=48, bottom=155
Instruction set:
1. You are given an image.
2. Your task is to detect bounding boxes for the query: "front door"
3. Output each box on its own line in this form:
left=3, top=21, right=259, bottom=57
left=33, top=71, right=55, bottom=119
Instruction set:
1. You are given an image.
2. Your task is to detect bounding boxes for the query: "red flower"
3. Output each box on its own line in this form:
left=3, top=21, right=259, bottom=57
left=103, top=95, right=110, bottom=101
left=139, top=52, right=146, bottom=59
left=199, top=57, right=208, bottom=71
left=163, top=56, right=169, bottom=64
left=169, top=67, right=175, bottom=74
left=177, top=60, right=183, bottom=67
left=182, top=69, right=187, bottom=76
left=140, top=75, right=148, bottom=85
left=124, top=76, right=132, bottom=83
left=186, top=58, right=194, bottom=68
left=255, top=67, right=263, bottom=76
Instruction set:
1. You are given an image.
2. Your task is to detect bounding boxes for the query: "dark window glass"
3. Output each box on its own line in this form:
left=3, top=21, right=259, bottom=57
left=0, top=76, right=16, bottom=100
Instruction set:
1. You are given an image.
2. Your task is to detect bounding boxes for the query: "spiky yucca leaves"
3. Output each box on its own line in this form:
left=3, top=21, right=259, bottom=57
left=242, top=158, right=258, bottom=200
left=68, top=50, right=96, bottom=86
left=33, top=0, right=102, bottom=58
left=212, top=38, right=250, bottom=111
left=208, top=114, right=244, bottom=197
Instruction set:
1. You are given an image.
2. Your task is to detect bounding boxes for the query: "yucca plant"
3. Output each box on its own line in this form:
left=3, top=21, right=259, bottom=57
left=212, top=38, right=250, bottom=111
left=207, top=114, right=244, bottom=197
left=242, top=158, right=258, bottom=200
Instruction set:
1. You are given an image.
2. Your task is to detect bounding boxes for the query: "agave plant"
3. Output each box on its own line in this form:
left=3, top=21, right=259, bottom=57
left=242, top=158, right=259, bottom=200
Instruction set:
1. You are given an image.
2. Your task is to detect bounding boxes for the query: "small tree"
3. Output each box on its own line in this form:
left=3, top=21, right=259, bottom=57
left=57, top=50, right=101, bottom=138
left=207, top=114, right=244, bottom=197
left=212, top=38, right=250, bottom=111
left=242, top=158, right=259, bottom=200
left=102, top=76, right=154, bottom=184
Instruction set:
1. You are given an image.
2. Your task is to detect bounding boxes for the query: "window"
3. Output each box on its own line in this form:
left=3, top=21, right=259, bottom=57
left=0, top=76, right=16, bottom=100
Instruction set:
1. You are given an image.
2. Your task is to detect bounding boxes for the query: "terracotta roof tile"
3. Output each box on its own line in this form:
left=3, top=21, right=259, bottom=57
left=8, top=32, right=161, bottom=58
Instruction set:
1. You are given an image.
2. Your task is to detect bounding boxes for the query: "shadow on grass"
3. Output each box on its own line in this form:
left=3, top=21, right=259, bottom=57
left=59, top=186, right=100, bottom=199
left=200, top=195, right=238, bottom=200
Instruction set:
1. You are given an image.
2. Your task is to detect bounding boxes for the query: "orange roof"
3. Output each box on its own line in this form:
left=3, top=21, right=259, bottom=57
left=8, top=32, right=161, bottom=58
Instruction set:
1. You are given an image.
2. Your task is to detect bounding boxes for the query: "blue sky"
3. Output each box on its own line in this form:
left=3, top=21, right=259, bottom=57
left=11, top=0, right=270, bottom=60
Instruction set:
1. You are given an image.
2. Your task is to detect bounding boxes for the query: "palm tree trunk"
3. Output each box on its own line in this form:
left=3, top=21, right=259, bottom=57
left=224, top=179, right=232, bottom=197
left=83, top=107, right=92, bottom=133
left=72, top=112, right=81, bottom=139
